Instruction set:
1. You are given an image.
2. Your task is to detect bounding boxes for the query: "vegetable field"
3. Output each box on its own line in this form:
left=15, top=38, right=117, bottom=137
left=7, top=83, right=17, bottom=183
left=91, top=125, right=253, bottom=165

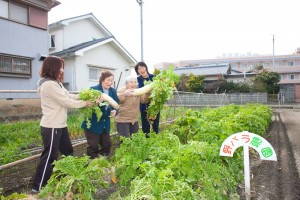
left=3, top=103, right=299, bottom=200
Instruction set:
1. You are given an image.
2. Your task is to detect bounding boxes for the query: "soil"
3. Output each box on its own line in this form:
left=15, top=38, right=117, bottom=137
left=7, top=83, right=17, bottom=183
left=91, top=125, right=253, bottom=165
left=1, top=109, right=300, bottom=199
left=250, top=109, right=300, bottom=200
left=0, top=143, right=89, bottom=196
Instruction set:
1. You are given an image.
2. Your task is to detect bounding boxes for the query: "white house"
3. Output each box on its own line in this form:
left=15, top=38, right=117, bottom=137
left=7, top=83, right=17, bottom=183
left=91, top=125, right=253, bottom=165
left=49, top=13, right=137, bottom=91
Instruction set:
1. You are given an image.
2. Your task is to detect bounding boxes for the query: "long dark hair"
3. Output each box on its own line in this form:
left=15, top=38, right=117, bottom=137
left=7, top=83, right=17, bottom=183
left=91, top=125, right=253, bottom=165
left=40, top=56, right=64, bottom=81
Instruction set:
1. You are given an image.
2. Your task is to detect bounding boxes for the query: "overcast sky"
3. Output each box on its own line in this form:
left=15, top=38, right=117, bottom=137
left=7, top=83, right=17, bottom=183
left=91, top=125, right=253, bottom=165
left=49, top=0, right=300, bottom=72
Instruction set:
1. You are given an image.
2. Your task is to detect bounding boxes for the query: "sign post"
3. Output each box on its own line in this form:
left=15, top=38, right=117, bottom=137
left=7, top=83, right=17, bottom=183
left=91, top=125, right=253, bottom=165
left=219, top=131, right=277, bottom=200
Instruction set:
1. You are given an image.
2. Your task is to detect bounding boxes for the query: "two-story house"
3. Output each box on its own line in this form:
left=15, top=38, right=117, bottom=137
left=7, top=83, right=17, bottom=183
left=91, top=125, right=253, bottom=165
left=0, top=0, right=60, bottom=95
left=49, top=13, right=136, bottom=91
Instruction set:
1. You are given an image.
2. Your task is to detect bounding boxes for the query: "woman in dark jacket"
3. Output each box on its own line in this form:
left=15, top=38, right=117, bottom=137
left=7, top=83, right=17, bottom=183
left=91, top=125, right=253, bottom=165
left=81, top=71, right=119, bottom=158
left=135, top=61, right=160, bottom=135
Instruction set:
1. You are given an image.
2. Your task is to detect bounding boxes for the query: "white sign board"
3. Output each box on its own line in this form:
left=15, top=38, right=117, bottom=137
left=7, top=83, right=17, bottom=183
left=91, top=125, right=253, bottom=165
left=219, top=131, right=277, bottom=200
left=220, top=131, right=277, bottom=161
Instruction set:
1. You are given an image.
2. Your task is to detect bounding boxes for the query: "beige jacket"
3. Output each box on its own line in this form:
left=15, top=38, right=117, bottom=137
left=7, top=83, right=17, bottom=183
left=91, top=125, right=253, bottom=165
left=37, top=79, right=86, bottom=128
left=115, top=86, right=149, bottom=124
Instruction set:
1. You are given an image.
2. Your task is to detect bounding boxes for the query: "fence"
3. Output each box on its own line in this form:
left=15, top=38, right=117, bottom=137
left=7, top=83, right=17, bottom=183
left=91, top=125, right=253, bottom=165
left=0, top=90, right=283, bottom=124
left=167, top=91, right=280, bottom=106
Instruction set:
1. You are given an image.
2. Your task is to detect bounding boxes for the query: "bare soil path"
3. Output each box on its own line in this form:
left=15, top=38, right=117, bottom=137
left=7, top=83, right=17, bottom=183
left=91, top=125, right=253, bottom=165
left=251, top=109, right=300, bottom=200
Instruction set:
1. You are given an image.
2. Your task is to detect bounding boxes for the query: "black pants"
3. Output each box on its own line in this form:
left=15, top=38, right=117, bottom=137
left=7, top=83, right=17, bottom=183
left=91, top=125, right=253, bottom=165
left=84, top=130, right=111, bottom=159
left=32, top=127, right=73, bottom=191
left=141, top=111, right=160, bottom=134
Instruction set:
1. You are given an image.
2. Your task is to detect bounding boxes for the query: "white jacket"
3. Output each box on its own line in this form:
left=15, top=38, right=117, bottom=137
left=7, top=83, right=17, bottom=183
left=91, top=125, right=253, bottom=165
left=37, top=79, right=86, bottom=128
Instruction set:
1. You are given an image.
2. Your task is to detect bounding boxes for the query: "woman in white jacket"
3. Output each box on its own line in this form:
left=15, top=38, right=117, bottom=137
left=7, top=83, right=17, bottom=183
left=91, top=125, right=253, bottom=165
left=32, top=56, right=92, bottom=193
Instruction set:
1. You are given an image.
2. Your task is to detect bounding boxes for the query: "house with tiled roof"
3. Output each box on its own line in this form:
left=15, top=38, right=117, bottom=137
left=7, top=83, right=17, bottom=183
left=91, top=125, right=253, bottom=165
left=156, top=49, right=300, bottom=102
left=49, top=13, right=136, bottom=91
left=173, top=63, right=256, bottom=92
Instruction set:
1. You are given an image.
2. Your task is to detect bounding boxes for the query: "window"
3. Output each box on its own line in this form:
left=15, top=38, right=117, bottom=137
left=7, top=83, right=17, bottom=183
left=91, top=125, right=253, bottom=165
left=275, top=62, right=282, bottom=67
left=10, top=3, right=28, bottom=24
left=49, top=35, right=55, bottom=48
left=89, top=68, right=101, bottom=80
left=240, top=63, right=247, bottom=68
left=263, top=62, right=270, bottom=68
left=288, top=74, right=295, bottom=80
left=0, top=0, right=8, bottom=18
left=287, top=61, right=294, bottom=66
left=0, top=54, right=32, bottom=78
left=29, top=6, right=47, bottom=29
left=231, top=64, right=237, bottom=69
left=1, top=0, right=47, bottom=29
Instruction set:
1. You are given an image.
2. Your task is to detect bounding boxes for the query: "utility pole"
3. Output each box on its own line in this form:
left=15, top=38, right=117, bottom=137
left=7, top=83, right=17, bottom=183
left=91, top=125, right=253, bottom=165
left=136, top=0, right=144, bottom=61
left=272, top=34, right=275, bottom=71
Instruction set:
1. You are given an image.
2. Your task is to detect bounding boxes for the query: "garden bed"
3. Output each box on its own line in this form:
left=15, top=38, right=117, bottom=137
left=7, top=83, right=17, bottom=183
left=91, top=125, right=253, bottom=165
left=1, top=106, right=300, bottom=199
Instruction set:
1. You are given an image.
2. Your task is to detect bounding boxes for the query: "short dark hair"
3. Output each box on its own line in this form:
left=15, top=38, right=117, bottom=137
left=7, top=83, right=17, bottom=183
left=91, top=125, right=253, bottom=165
left=40, top=56, right=64, bottom=80
left=134, top=61, right=149, bottom=75
left=99, top=71, right=114, bottom=84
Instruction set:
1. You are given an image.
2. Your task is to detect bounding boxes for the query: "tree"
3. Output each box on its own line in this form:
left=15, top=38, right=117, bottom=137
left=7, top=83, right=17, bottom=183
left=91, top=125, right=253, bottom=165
left=218, top=80, right=252, bottom=93
left=253, top=64, right=264, bottom=73
left=186, top=73, right=205, bottom=93
left=238, top=81, right=252, bottom=92
left=218, top=81, right=238, bottom=93
left=176, top=74, right=189, bottom=91
left=252, top=70, right=280, bottom=94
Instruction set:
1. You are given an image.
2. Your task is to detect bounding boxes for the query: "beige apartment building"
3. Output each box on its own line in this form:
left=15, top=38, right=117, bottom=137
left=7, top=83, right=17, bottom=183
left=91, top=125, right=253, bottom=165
left=155, top=48, right=300, bottom=102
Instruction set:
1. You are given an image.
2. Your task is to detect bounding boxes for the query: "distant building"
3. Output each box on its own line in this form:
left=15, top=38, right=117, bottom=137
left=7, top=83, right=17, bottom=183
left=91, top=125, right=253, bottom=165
left=0, top=0, right=60, bottom=92
left=155, top=49, right=300, bottom=102
left=174, top=63, right=231, bottom=92
left=49, top=13, right=136, bottom=91
left=173, top=63, right=256, bottom=92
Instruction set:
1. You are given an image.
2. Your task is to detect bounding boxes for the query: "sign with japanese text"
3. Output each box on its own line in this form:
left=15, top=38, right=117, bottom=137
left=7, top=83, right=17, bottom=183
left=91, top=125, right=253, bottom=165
left=219, top=131, right=277, bottom=161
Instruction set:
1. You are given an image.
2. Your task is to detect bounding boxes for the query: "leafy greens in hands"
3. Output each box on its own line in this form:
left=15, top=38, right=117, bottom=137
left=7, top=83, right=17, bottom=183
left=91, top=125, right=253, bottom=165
left=79, top=88, right=108, bottom=128
left=145, top=67, right=179, bottom=121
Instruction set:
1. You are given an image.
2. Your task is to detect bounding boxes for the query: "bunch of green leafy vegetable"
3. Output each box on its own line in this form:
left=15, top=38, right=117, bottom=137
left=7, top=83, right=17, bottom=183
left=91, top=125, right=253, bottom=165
left=112, top=131, right=242, bottom=199
left=145, top=66, right=179, bottom=120
left=39, top=156, right=111, bottom=200
left=79, top=88, right=108, bottom=128
left=111, top=104, right=272, bottom=199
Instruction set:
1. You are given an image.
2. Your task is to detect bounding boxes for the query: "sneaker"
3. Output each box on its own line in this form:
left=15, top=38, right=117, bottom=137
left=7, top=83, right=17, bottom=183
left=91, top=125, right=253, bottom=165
left=31, top=189, right=40, bottom=194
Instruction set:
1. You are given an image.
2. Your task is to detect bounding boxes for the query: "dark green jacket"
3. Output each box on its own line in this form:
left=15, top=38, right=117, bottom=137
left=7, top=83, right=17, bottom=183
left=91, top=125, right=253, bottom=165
left=81, top=84, right=119, bottom=134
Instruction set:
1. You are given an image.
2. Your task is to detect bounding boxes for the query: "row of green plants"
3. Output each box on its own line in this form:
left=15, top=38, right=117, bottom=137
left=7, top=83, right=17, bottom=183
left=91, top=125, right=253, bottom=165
left=0, top=115, right=81, bottom=165
left=34, top=103, right=272, bottom=199
left=0, top=106, right=184, bottom=165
